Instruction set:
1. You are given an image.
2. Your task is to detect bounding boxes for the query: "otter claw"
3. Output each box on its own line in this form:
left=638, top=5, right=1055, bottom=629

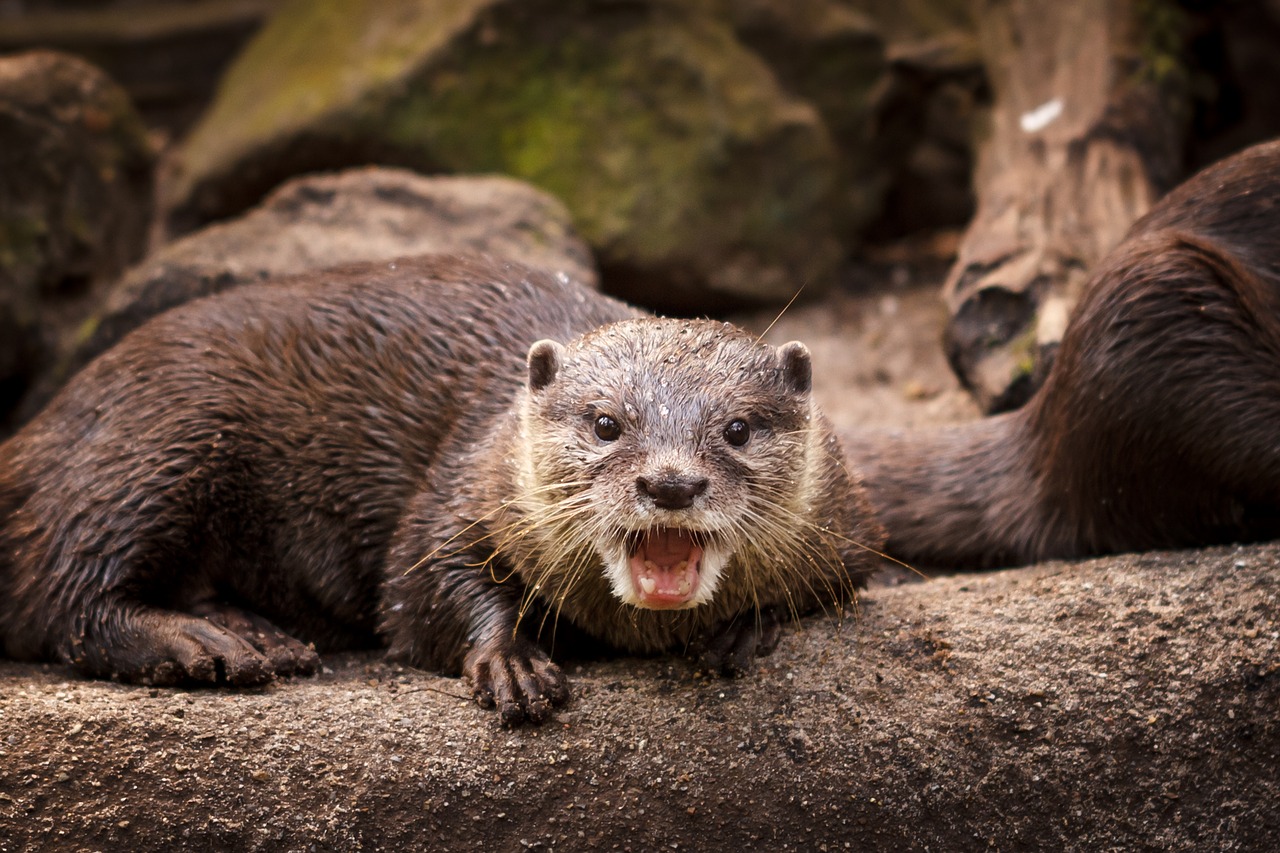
left=698, top=608, right=786, bottom=676
left=464, top=641, right=568, bottom=726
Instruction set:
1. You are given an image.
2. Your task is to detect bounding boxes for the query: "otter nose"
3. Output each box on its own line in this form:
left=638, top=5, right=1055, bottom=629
left=636, top=474, right=709, bottom=510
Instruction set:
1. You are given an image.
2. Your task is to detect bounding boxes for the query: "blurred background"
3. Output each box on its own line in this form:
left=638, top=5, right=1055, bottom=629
left=2, top=0, right=1279, bottom=433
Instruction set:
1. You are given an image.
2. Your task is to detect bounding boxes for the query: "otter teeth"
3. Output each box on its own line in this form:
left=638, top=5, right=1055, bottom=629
left=639, top=562, right=692, bottom=597
left=620, top=528, right=705, bottom=608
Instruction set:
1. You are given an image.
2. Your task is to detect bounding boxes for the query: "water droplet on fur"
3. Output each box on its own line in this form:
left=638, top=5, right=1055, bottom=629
left=659, top=404, right=670, bottom=418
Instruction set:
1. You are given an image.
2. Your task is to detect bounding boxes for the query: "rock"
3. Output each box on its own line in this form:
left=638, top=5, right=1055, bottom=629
left=0, top=0, right=284, bottom=134
left=19, top=167, right=594, bottom=421
left=0, top=542, right=1276, bottom=849
left=872, top=29, right=986, bottom=238
left=729, top=0, right=986, bottom=241
left=161, top=0, right=849, bottom=309
left=725, top=0, right=889, bottom=232
left=0, top=50, right=154, bottom=431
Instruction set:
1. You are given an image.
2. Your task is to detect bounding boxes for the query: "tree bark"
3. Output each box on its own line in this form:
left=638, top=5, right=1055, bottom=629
left=944, top=0, right=1188, bottom=412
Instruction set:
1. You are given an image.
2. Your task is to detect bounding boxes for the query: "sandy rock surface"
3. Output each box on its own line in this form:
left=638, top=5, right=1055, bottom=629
left=2, top=544, right=1276, bottom=851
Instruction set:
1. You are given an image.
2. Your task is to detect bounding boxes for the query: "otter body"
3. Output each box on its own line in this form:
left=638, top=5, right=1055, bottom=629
left=846, top=139, right=1280, bottom=568
left=0, top=255, right=877, bottom=723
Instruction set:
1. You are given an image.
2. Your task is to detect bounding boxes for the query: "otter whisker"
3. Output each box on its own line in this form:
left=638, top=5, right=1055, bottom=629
left=400, top=480, right=597, bottom=574
left=753, top=281, right=808, bottom=344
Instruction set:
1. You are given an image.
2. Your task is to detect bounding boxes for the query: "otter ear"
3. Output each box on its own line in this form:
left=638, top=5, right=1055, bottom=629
left=527, top=339, right=565, bottom=392
left=777, top=341, right=812, bottom=395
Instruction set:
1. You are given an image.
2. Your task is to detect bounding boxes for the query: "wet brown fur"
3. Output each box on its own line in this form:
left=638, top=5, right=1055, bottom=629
left=844, top=139, right=1280, bottom=568
left=0, top=255, right=879, bottom=724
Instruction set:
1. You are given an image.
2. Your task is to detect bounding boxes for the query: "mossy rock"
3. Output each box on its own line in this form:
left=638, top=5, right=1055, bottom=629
left=726, top=0, right=890, bottom=230
left=165, top=0, right=851, bottom=308
left=0, top=50, right=154, bottom=432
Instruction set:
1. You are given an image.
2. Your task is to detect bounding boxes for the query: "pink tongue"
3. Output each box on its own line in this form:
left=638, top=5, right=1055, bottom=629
left=629, top=529, right=704, bottom=609
left=644, top=528, right=695, bottom=565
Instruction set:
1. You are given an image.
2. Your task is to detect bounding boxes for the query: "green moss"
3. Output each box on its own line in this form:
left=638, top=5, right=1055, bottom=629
left=177, top=0, right=844, bottom=295
left=0, top=215, right=48, bottom=274
left=1006, top=324, right=1040, bottom=379
left=74, top=314, right=101, bottom=347
left=180, top=0, right=491, bottom=184
left=374, top=7, right=838, bottom=268
left=1134, top=0, right=1188, bottom=87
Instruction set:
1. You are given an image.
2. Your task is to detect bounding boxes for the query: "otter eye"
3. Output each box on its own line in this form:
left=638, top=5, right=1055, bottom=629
left=594, top=415, right=622, bottom=442
left=723, top=418, right=750, bottom=447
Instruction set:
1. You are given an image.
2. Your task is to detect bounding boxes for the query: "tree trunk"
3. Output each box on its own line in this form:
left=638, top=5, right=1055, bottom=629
left=944, top=0, right=1188, bottom=412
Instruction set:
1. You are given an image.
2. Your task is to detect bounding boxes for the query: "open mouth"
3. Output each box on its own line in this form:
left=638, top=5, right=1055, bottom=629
left=627, top=527, right=705, bottom=609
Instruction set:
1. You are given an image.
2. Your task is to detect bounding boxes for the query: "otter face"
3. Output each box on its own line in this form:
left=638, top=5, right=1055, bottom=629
left=519, top=319, right=818, bottom=611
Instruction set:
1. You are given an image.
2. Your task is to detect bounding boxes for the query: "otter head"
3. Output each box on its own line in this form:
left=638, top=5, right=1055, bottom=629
left=518, top=319, right=819, bottom=611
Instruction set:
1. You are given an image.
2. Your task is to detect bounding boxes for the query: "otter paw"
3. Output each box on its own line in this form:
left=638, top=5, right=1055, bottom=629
left=101, top=611, right=277, bottom=687
left=697, top=608, right=786, bottom=676
left=191, top=602, right=321, bottom=678
left=463, top=640, right=569, bottom=726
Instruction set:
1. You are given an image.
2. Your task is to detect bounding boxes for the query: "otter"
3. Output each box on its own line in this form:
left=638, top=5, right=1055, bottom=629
left=0, top=254, right=880, bottom=724
left=844, top=138, right=1280, bottom=568
left=6, top=140, right=1278, bottom=723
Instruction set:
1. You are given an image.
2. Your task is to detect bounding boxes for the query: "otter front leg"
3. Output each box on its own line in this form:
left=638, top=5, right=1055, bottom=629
left=463, top=631, right=568, bottom=726
left=380, top=537, right=570, bottom=725
left=63, top=596, right=279, bottom=686
left=696, top=606, right=786, bottom=676
left=190, top=601, right=321, bottom=678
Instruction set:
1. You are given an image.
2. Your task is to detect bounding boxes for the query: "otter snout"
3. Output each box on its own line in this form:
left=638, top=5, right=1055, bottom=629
left=635, top=473, right=709, bottom=510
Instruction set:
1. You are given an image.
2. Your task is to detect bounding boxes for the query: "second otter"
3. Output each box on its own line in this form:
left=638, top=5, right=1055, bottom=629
left=845, top=138, right=1280, bottom=569
left=0, top=255, right=880, bottom=724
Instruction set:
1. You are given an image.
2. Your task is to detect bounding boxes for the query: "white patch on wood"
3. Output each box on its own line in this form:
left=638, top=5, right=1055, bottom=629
left=1020, top=98, right=1064, bottom=133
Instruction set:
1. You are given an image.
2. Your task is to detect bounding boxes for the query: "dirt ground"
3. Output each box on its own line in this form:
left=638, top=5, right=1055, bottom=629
left=2, top=264, right=1277, bottom=851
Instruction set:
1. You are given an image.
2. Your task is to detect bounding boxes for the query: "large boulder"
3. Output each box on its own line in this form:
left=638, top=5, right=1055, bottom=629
left=19, top=167, right=595, bottom=421
left=161, top=0, right=869, bottom=309
left=0, top=50, right=154, bottom=431
left=0, top=0, right=283, bottom=134
left=1, top=543, right=1276, bottom=849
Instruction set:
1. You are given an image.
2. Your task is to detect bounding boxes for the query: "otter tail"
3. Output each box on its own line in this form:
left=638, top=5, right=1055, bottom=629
left=839, top=413, right=1057, bottom=570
